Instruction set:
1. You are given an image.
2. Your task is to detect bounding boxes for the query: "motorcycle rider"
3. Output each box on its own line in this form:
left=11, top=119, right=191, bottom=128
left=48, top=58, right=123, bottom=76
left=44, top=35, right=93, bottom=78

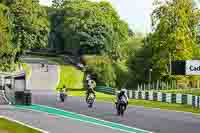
left=59, top=89, right=66, bottom=102
left=85, top=79, right=96, bottom=102
left=116, top=89, right=129, bottom=111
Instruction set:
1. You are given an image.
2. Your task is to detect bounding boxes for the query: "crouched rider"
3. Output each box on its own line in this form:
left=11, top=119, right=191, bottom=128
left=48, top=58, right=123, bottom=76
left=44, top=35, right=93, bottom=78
left=86, top=79, right=96, bottom=102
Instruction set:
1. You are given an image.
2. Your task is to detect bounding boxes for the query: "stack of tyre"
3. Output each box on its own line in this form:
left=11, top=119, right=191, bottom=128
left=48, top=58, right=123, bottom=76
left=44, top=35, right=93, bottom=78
left=15, top=90, right=32, bottom=105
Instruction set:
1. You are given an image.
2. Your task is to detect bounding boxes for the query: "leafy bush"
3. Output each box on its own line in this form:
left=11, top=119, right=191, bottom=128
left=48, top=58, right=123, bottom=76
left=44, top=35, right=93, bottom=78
left=83, top=55, right=116, bottom=87
left=113, top=61, right=129, bottom=89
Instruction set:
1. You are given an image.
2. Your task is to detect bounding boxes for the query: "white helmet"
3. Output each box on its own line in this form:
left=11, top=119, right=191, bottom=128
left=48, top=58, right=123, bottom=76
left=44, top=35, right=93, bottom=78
left=88, top=80, right=96, bottom=88
left=121, top=88, right=127, bottom=93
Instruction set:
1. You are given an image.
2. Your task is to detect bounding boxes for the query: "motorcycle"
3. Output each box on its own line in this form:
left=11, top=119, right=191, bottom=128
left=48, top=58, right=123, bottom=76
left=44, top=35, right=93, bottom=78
left=60, top=92, right=66, bottom=102
left=87, top=93, right=95, bottom=108
left=116, top=100, right=126, bottom=116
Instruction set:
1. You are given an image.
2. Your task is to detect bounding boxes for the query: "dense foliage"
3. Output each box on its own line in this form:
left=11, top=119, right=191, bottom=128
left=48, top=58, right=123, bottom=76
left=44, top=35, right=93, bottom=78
left=127, top=0, right=200, bottom=87
left=0, top=3, right=16, bottom=71
left=2, top=0, right=200, bottom=89
left=83, top=55, right=116, bottom=87
left=0, top=0, right=49, bottom=71
left=10, top=0, right=50, bottom=60
left=150, top=0, right=200, bottom=79
left=49, top=0, right=129, bottom=57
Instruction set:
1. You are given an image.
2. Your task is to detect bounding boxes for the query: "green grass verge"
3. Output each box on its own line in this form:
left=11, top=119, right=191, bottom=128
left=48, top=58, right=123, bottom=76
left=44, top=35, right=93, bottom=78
left=69, top=91, right=116, bottom=102
left=22, top=63, right=32, bottom=80
left=160, top=89, right=200, bottom=96
left=0, top=118, right=42, bottom=133
left=57, top=65, right=84, bottom=89
left=69, top=90, right=200, bottom=114
left=128, top=100, right=200, bottom=114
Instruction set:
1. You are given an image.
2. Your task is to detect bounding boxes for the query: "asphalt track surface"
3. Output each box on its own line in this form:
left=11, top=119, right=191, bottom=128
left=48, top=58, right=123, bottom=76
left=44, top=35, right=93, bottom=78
left=0, top=105, right=125, bottom=133
left=32, top=90, right=200, bottom=133
left=24, top=57, right=59, bottom=91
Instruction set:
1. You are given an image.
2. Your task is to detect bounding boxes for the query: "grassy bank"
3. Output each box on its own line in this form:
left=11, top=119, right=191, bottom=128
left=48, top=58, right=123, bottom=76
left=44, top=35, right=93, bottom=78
left=0, top=118, right=42, bottom=133
left=160, top=89, right=200, bottom=96
left=57, top=65, right=84, bottom=89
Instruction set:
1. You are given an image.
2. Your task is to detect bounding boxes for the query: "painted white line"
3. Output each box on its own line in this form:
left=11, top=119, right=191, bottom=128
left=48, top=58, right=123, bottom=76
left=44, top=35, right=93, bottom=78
left=0, top=115, right=48, bottom=133
left=30, top=104, right=153, bottom=133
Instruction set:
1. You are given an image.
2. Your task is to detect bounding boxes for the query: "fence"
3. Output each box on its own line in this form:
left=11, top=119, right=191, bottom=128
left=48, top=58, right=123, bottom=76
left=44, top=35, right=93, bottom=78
left=127, top=91, right=200, bottom=108
left=95, top=86, right=116, bottom=95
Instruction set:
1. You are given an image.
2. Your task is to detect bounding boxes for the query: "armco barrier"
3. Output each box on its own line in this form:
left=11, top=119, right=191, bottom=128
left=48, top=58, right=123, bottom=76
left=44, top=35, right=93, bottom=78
left=95, top=87, right=200, bottom=108
left=95, top=86, right=115, bottom=95
left=127, top=91, right=200, bottom=108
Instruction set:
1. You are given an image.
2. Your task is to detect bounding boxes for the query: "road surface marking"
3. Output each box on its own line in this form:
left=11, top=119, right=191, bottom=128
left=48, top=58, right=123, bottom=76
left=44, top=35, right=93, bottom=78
left=15, top=104, right=153, bottom=133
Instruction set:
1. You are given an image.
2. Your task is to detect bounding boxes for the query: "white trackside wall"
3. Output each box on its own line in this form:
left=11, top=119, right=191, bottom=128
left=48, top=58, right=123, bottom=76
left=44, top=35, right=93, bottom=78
left=125, top=90, right=200, bottom=108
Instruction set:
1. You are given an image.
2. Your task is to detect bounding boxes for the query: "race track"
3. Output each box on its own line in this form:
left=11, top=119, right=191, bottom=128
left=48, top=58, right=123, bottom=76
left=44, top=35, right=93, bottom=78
left=23, top=58, right=200, bottom=133
left=32, top=90, right=200, bottom=133
left=23, top=57, right=59, bottom=90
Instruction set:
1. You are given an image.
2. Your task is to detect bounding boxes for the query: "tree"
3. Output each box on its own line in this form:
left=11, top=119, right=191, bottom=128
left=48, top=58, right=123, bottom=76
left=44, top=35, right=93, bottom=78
left=127, top=37, right=152, bottom=87
left=49, top=0, right=129, bottom=57
left=150, top=0, right=200, bottom=79
left=0, top=3, right=16, bottom=71
left=52, top=0, right=74, bottom=8
left=83, top=55, right=116, bottom=87
left=9, top=0, right=49, bottom=60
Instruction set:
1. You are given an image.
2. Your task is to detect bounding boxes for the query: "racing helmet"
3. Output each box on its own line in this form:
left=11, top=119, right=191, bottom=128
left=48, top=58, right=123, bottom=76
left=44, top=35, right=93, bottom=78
left=120, top=88, right=127, bottom=94
left=88, top=79, right=96, bottom=89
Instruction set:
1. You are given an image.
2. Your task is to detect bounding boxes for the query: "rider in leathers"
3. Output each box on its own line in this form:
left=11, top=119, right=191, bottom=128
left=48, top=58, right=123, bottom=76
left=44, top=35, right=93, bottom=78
left=85, top=79, right=96, bottom=102
left=116, top=89, right=129, bottom=111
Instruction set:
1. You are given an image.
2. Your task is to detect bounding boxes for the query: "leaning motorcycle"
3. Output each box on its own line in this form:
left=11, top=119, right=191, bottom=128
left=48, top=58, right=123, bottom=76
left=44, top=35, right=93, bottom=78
left=87, top=93, right=95, bottom=108
left=60, top=93, right=66, bottom=102
left=116, top=100, right=126, bottom=116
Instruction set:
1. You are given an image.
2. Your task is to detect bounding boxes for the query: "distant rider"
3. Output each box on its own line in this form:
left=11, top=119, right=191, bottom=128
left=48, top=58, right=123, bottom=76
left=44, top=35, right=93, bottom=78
left=116, top=89, right=129, bottom=111
left=59, top=89, right=66, bottom=102
left=85, top=79, right=96, bottom=102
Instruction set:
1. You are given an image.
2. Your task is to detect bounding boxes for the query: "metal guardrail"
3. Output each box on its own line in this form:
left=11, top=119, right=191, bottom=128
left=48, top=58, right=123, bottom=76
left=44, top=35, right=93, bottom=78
left=95, top=86, right=116, bottom=95
left=127, top=90, right=200, bottom=108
